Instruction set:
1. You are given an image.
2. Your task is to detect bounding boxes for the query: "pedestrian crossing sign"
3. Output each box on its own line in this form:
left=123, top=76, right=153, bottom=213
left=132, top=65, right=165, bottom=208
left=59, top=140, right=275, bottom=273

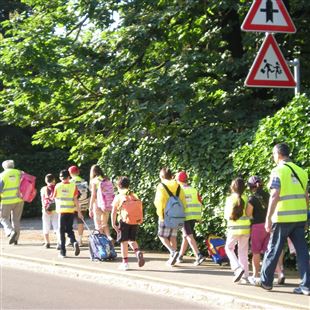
left=241, top=0, right=296, bottom=33
left=245, top=34, right=296, bottom=88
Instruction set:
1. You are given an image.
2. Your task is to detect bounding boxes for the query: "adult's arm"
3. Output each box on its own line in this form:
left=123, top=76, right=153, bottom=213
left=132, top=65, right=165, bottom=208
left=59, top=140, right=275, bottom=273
left=265, top=188, right=280, bottom=233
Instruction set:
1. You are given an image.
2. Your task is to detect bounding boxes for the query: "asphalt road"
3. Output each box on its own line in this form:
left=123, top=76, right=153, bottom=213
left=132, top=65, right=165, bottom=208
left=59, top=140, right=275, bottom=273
left=0, top=267, right=210, bottom=309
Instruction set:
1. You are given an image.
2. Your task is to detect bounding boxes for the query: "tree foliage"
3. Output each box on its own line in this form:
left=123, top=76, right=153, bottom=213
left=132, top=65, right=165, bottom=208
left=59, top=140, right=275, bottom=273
left=0, top=0, right=309, bottom=251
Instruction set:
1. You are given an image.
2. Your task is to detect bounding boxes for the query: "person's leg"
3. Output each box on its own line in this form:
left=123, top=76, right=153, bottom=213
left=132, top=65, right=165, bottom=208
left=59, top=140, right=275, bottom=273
left=169, top=236, right=177, bottom=251
left=178, top=236, right=189, bottom=258
left=186, top=235, right=199, bottom=257
left=225, top=234, right=240, bottom=272
left=102, top=211, right=113, bottom=241
left=59, top=214, right=66, bottom=256
left=42, top=212, right=51, bottom=247
left=238, top=235, right=250, bottom=278
left=51, top=212, right=60, bottom=246
left=158, top=220, right=175, bottom=253
left=252, top=253, right=261, bottom=278
left=0, top=203, right=15, bottom=236
left=289, top=222, right=310, bottom=290
left=66, top=213, right=77, bottom=244
left=260, top=223, right=288, bottom=288
left=11, top=201, right=24, bottom=242
left=93, top=207, right=103, bottom=233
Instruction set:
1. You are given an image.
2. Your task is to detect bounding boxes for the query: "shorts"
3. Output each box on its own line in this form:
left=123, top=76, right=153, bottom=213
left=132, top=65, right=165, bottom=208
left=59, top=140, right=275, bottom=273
left=94, top=207, right=110, bottom=231
left=158, top=220, right=178, bottom=239
left=251, top=223, right=270, bottom=254
left=118, top=221, right=138, bottom=242
left=74, top=210, right=88, bottom=224
left=182, top=220, right=196, bottom=237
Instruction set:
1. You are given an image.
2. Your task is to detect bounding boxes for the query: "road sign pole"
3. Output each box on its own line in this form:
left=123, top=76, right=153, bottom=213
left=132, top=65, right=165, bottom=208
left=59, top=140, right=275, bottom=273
left=287, top=58, right=300, bottom=95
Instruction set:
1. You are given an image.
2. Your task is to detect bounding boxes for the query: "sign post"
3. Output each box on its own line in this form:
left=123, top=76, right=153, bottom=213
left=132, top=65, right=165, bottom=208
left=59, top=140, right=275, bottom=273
left=242, top=0, right=298, bottom=92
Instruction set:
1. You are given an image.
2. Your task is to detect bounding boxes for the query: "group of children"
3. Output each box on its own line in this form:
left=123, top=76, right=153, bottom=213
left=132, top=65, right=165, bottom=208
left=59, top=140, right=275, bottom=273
left=224, top=176, right=294, bottom=285
left=40, top=165, right=292, bottom=283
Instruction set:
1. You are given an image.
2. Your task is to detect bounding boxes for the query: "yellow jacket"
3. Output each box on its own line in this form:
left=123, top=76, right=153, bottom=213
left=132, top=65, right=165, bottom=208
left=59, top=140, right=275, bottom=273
left=154, top=179, right=187, bottom=221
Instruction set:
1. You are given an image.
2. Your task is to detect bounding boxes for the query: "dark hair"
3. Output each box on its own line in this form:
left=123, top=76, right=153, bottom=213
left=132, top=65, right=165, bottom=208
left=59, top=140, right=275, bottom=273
left=160, top=167, right=173, bottom=180
left=117, top=176, right=130, bottom=189
left=230, top=177, right=245, bottom=221
left=89, top=164, right=105, bottom=180
left=274, top=143, right=290, bottom=157
left=45, top=174, right=55, bottom=184
left=59, top=169, right=70, bottom=179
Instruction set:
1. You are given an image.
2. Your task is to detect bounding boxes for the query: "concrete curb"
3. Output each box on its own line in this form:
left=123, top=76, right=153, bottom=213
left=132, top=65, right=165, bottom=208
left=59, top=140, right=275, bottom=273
left=1, top=253, right=305, bottom=310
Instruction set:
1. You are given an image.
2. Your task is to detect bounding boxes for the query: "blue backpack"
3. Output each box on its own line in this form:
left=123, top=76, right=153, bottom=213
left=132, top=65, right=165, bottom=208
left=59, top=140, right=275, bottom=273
left=162, top=183, right=185, bottom=228
left=88, top=230, right=117, bottom=261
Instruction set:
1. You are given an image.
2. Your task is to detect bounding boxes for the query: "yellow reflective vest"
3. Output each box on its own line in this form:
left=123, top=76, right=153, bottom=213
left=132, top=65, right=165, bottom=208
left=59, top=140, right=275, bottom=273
left=182, top=185, right=202, bottom=221
left=0, top=169, right=23, bottom=205
left=55, top=182, right=76, bottom=213
left=225, top=193, right=251, bottom=235
left=271, top=162, right=308, bottom=223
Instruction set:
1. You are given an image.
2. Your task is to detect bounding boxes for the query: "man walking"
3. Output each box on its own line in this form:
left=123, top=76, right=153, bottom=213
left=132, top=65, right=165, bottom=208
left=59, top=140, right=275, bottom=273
left=260, top=143, right=309, bottom=295
left=0, top=160, right=24, bottom=245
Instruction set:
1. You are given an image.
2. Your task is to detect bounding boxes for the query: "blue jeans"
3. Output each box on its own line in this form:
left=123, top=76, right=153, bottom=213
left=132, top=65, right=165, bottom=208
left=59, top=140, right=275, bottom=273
left=261, top=222, right=310, bottom=290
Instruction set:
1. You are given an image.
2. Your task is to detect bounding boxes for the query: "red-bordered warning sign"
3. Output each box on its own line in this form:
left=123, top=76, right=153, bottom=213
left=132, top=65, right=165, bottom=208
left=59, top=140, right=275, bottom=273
left=241, top=0, right=296, bottom=33
left=245, top=34, right=296, bottom=88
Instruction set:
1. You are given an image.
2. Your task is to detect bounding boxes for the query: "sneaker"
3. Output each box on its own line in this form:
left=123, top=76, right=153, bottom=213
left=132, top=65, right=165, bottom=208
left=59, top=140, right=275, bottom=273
left=73, top=242, right=80, bottom=256
left=167, top=251, right=179, bottom=266
left=137, top=251, right=145, bottom=267
left=277, top=276, right=285, bottom=285
left=293, top=287, right=310, bottom=296
left=58, top=253, right=66, bottom=258
left=248, top=276, right=261, bottom=286
left=260, top=282, right=273, bottom=291
left=44, top=243, right=50, bottom=249
left=193, top=254, right=206, bottom=266
left=239, top=277, right=250, bottom=285
left=233, top=267, right=245, bottom=283
left=13, top=240, right=18, bottom=245
left=9, top=231, right=17, bottom=245
left=176, top=256, right=184, bottom=264
left=118, top=263, right=129, bottom=271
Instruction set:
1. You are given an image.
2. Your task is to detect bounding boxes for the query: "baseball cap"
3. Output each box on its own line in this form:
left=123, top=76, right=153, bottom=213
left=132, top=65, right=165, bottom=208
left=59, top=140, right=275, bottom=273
left=248, top=175, right=262, bottom=187
left=68, top=165, right=80, bottom=175
left=176, top=171, right=188, bottom=183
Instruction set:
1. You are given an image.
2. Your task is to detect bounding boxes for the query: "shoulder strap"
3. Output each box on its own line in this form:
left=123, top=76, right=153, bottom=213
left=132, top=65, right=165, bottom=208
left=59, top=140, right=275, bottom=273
left=284, top=163, right=304, bottom=190
left=161, top=183, right=174, bottom=197
left=176, top=185, right=180, bottom=197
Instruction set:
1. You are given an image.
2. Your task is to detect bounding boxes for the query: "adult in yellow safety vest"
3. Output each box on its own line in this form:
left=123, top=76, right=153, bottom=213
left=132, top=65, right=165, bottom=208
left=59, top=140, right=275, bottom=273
left=260, top=143, right=309, bottom=296
left=176, top=171, right=205, bottom=266
left=54, top=169, right=83, bottom=258
left=0, top=160, right=24, bottom=245
left=69, top=165, right=89, bottom=246
left=224, top=177, right=251, bottom=283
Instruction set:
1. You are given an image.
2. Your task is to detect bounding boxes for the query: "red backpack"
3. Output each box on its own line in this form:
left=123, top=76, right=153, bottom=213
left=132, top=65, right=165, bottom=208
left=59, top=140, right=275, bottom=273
left=97, top=179, right=115, bottom=211
left=120, top=193, right=143, bottom=225
left=19, top=172, right=37, bottom=203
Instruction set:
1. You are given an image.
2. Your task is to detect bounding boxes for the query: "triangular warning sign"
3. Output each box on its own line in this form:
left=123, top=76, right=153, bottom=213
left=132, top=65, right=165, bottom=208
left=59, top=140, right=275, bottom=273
left=245, top=34, right=296, bottom=88
left=241, top=0, right=296, bottom=33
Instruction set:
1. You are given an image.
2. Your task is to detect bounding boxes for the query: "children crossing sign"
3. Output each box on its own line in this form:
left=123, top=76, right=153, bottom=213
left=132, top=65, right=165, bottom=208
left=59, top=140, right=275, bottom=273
left=242, top=0, right=296, bottom=33
left=245, top=34, right=296, bottom=88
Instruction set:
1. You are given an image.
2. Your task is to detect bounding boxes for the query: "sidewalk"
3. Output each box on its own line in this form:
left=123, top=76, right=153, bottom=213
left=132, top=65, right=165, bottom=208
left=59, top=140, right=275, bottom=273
left=1, top=218, right=309, bottom=310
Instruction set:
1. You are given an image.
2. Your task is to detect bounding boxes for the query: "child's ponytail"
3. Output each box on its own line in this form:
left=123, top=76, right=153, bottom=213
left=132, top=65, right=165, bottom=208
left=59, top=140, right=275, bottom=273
left=229, top=177, right=246, bottom=221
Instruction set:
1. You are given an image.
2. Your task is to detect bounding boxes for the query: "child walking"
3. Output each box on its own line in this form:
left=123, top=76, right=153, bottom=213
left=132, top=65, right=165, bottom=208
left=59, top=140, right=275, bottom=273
left=111, top=176, right=145, bottom=271
left=40, top=174, right=60, bottom=249
left=224, top=177, right=251, bottom=283
left=54, top=169, right=83, bottom=258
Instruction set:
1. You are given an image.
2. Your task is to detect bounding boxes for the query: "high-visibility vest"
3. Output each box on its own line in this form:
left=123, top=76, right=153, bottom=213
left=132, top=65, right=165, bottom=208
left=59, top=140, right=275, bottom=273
left=55, top=182, right=76, bottom=213
left=182, top=185, right=202, bottom=221
left=226, top=194, right=251, bottom=235
left=0, top=169, right=23, bottom=205
left=272, top=162, right=308, bottom=223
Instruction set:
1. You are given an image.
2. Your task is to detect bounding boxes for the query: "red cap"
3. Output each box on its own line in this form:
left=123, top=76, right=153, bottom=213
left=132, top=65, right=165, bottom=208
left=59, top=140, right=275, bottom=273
left=177, top=171, right=188, bottom=183
left=68, top=165, right=80, bottom=175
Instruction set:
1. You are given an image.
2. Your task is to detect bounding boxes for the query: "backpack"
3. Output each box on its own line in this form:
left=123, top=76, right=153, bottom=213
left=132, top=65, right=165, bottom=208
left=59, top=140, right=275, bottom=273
left=120, top=193, right=143, bottom=225
left=97, top=179, right=115, bottom=212
left=205, top=235, right=228, bottom=266
left=162, top=183, right=185, bottom=229
left=44, top=186, right=56, bottom=212
left=75, top=180, right=90, bottom=209
left=19, top=172, right=37, bottom=203
left=88, top=230, right=117, bottom=261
